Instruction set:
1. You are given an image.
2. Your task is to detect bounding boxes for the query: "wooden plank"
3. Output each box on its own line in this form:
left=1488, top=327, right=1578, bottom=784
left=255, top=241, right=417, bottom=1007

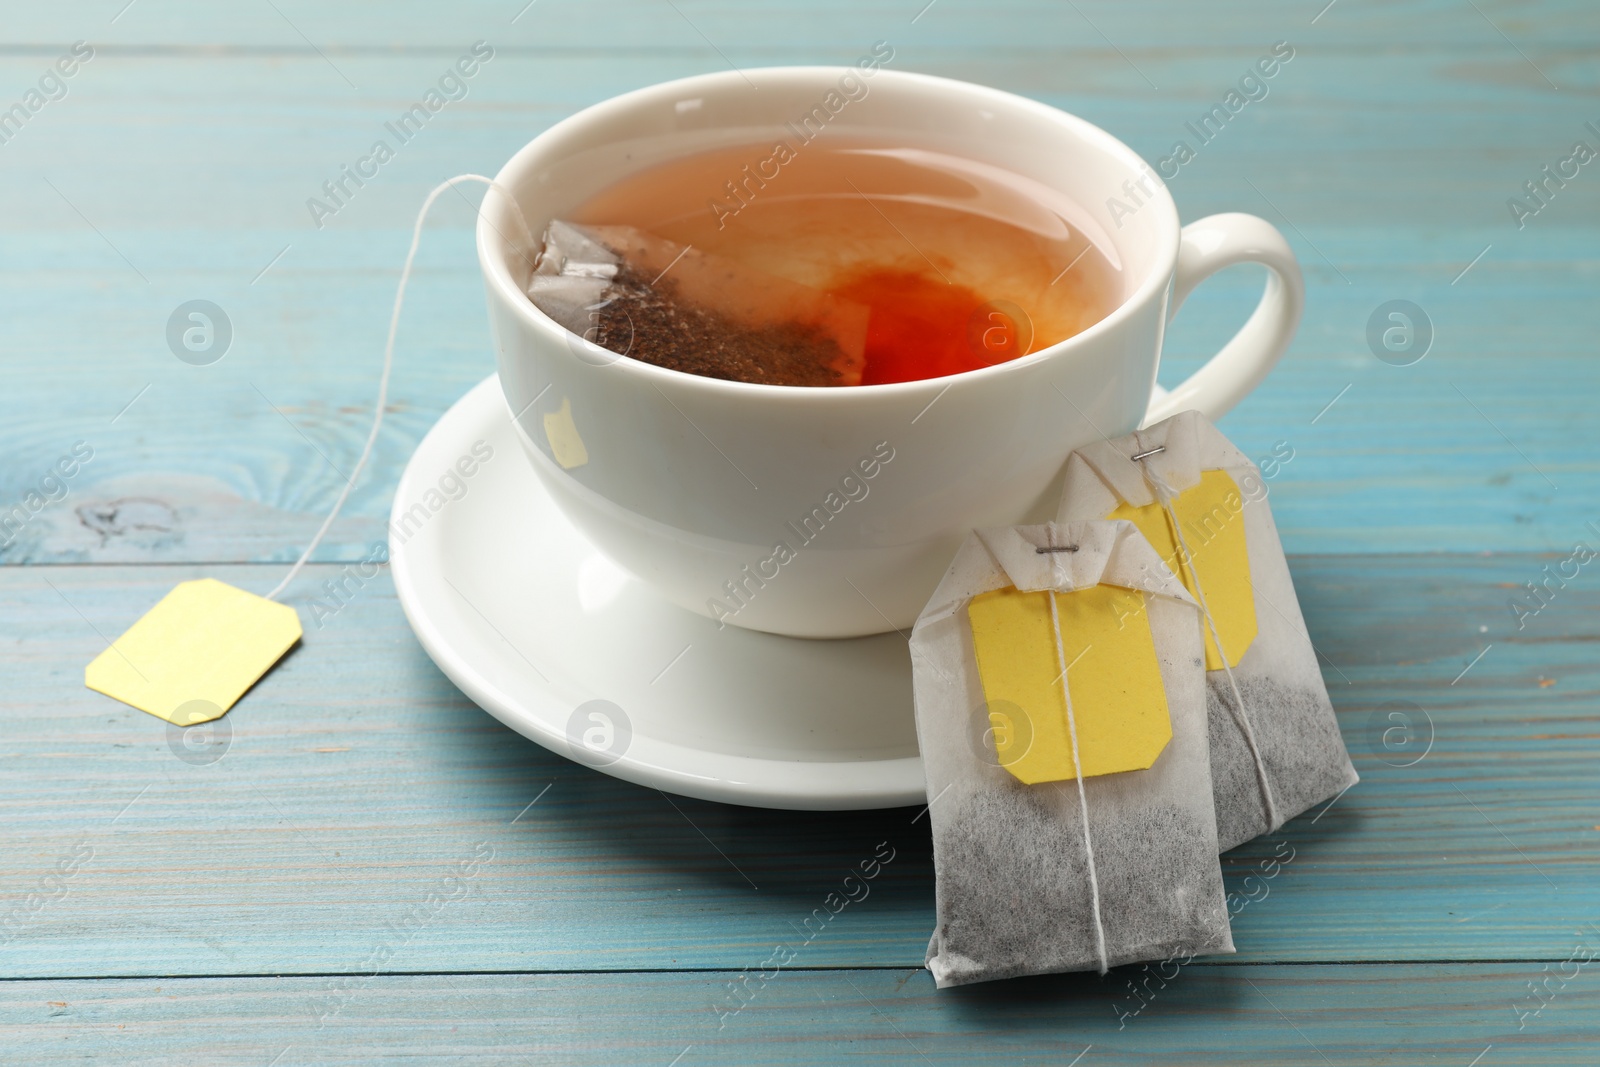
left=7, top=0, right=1600, bottom=50
left=1, top=965, right=1595, bottom=1064
left=1, top=2, right=1596, bottom=1059
left=1, top=29, right=1596, bottom=563
left=4, top=51, right=1594, bottom=233
left=1, top=554, right=1596, bottom=978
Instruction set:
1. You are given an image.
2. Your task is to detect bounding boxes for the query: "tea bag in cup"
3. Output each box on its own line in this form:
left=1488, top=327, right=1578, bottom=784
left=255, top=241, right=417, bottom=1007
left=1055, top=411, right=1358, bottom=852
left=913, top=519, right=1234, bottom=987
left=526, top=220, right=868, bottom=386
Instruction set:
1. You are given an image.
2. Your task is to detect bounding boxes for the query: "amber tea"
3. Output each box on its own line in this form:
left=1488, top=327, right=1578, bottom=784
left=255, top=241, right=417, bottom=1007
left=538, top=139, right=1122, bottom=386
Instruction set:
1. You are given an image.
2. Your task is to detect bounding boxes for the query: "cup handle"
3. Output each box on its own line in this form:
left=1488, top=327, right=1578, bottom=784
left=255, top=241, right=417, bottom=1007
left=1142, top=212, right=1304, bottom=427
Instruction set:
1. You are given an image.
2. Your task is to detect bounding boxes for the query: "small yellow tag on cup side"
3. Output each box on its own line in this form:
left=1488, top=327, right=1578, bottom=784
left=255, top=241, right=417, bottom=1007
left=1108, top=469, right=1256, bottom=670
left=543, top=397, right=589, bottom=470
left=967, top=584, right=1172, bottom=785
left=84, top=578, right=302, bottom=724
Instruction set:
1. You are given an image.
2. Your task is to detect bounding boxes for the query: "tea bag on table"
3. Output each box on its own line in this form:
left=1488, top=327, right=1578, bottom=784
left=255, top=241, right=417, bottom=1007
left=1055, top=411, right=1358, bottom=852
left=527, top=220, right=868, bottom=386
left=913, top=519, right=1233, bottom=987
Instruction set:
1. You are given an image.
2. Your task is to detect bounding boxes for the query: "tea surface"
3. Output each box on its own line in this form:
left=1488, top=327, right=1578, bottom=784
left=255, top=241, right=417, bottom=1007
left=569, top=140, right=1122, bottom=384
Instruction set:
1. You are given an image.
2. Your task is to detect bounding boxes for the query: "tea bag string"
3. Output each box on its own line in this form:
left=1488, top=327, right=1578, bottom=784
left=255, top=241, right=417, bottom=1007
left=1044, top=560, right=1108, bottom=975
left=1140, top=459, right=1280, bottom=831
left=263, top=175, right=536, bottom=602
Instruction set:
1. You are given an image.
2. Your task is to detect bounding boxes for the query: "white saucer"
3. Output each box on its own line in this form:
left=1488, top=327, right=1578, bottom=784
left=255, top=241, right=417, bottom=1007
left=389, top=376, right=925, bottom=810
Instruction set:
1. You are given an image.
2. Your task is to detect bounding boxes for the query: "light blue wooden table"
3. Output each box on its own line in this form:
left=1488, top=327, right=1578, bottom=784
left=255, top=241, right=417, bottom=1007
left=4, top=2, right=1598, bottom=1063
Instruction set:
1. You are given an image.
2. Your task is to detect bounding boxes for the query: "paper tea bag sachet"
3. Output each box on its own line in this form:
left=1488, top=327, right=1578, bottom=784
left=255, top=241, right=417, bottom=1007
left=913, top=519, right=1234, bottom=987
left=1055, top=411, right=1358, bottom=852
left=526, top=220, right=868, bottom=386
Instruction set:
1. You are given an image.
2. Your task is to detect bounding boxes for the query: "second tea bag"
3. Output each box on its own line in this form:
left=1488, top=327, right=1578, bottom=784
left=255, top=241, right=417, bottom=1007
left=914, top=519, right=1233, bottom=987
left=526, top=220, right=868, bottom=387
left=1055, top=411, right=1358, bottom=852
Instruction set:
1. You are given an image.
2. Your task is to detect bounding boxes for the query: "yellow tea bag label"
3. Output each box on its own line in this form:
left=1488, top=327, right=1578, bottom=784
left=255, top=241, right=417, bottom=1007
left=543, top=397, right=589, bottom=469
left=1108, top=469, right=1256, bottom=670
left=85, top=578, right=302, bottom=724
left=967, top=584, right=1172, bottom=785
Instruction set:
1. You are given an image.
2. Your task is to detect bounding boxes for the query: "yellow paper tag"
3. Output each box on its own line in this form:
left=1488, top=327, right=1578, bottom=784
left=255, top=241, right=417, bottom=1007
left=84, top=578, right=302, bottom=724
left=543, top=397, right=589, bottom=470
left=967, top=584, right=1172, bottom=785
left=1107, top=469, right=1256, bottom=670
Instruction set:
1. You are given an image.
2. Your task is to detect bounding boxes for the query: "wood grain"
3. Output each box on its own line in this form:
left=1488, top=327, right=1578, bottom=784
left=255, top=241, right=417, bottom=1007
left=2, top=965, right=1595, bottom=1065
left=1, top=555, right=1595, bottom=978
left=1, top=6, right=1597, bottom=565
left=4, top=2, right=1598, bottom=1060
left=7, top=0, right=1600, bottom=50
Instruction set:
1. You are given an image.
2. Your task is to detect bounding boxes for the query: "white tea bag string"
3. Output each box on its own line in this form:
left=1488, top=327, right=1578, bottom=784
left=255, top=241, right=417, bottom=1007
left=1044, top=538, right=1108, bottom=975
left=263, top=174, right=535, bottom=603
left=1140, top=454, right=1280, bottom=831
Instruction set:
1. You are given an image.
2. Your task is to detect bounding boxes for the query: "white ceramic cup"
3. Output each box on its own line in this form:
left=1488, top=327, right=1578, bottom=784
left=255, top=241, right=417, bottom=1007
left=478, top=67, right=1303, bottom=639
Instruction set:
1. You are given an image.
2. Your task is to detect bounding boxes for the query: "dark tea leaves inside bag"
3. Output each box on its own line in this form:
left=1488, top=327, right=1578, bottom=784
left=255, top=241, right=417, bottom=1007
left=527, top=220, right=868, bottom=387
left=1055, top=411, right=1359, bottom=852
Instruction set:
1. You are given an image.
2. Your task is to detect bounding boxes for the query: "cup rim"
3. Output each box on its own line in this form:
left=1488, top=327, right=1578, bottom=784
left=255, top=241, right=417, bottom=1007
left=478, top=65, right=1179, bottom=400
